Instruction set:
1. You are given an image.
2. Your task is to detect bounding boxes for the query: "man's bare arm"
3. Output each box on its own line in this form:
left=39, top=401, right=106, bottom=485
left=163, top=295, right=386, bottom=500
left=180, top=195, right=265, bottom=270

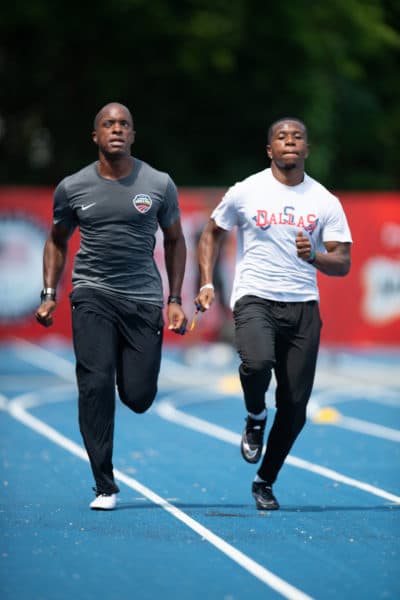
left=162, top=218, right=187, bottom=333
left=35, top=224, right=70, bottom=327
left=296, top=231, right=351, bottom=277
left=195, top=218, right=227, bottom=311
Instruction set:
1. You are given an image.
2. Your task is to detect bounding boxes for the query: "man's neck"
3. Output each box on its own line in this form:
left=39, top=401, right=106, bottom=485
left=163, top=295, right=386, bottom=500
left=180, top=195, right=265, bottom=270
left=97, top=155, right=134, bottom=180
left=270, top=163, right=305, bottom=187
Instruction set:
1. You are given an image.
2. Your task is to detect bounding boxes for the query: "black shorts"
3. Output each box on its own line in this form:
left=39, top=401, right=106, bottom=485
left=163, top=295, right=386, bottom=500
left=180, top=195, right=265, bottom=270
left=233, top=295, right=322, bottom=405
left=70, top=287, right=164, bottom=412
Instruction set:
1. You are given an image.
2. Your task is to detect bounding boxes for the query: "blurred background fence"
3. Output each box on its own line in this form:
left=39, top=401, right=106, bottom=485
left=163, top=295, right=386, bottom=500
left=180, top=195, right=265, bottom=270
left=1, top=187, right=399, bottom=348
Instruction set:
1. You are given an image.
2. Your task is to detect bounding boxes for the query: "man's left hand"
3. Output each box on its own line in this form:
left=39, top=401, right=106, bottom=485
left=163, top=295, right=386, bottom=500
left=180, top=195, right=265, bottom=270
left=296, top=230, right=314, bottom=262
left=167, top=303, right=188, bottom=335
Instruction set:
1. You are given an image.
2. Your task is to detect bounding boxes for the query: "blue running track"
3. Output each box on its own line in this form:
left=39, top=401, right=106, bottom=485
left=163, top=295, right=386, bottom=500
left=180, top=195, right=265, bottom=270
left=1, top=339, right=399, bottom=600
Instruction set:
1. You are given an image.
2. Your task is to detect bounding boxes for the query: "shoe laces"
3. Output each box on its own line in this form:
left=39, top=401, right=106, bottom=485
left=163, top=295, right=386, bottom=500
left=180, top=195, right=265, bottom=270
left=246, top=416, right=266, bottom=430
left=92, top=487, right=111, bottom=497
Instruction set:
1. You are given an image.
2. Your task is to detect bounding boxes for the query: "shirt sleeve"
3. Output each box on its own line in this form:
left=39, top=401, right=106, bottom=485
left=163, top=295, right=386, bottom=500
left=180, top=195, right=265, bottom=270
left=210, top=184, right=240, bottom=231
left=158, top=177, right=181, bottom=229
left=322, top=195, right=353, bottom=244
left=53, top=180, right=77, bottom=234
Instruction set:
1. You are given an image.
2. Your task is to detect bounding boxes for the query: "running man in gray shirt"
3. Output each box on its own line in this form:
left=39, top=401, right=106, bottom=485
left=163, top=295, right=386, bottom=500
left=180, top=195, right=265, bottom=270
left=36, top=102, right=187, bottom=510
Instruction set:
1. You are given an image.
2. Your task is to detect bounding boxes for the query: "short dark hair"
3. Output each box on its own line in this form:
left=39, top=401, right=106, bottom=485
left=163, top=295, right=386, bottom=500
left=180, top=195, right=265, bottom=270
left=93, top=102, right=133, bottom=129
left=267, top=117, right=307, bottom=144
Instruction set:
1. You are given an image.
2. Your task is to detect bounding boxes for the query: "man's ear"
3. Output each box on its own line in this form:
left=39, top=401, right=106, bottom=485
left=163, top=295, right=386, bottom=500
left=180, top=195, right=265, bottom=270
left=266, top=144, right=272, bottom=160
left=92, top=130, right=97, bottom=145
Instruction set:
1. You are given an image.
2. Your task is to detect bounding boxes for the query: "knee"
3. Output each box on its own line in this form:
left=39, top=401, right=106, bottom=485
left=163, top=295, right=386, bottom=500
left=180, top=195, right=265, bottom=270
left=119, top=386, right=157, bottom=414
left=79, top=370, right=115, bottom=399
left=293, top=409, right=307, bottom=433
left=285, top=404, right=307, bottom=435
left=275, top=402, right=307, bottom=432
left=240, top=358, right=273, bottom=377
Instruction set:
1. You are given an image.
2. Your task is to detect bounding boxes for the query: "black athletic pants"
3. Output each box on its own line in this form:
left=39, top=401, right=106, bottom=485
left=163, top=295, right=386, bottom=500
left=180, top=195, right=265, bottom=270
left=233, top=295, right=322, bottom=485
left=71, top=288, right=164, bottom=494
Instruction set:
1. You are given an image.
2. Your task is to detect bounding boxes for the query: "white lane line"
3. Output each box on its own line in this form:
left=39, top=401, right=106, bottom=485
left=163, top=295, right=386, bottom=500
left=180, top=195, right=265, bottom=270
left=308, top=392, right=400, bottom=410
left=12, top=338, right=76, bottom=381
left=336, top=416, right=400, bottom=442
left=8, top=340, right=400, bottom=501
left=307, top=400, right=400, bottom=442
left=0, top=394, right=9, bottom=410
left=6, top=392, right=313, bottom=600
left=314, top=370, right=400, bottom=390
left=155, top=399, right=400, bottom=505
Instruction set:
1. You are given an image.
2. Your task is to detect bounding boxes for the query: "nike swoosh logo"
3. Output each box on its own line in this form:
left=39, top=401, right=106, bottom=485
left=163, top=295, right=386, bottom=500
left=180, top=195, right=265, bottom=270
left=242, top=443, right=258, bottom=459
left=81, top=202, right=96, bottom=211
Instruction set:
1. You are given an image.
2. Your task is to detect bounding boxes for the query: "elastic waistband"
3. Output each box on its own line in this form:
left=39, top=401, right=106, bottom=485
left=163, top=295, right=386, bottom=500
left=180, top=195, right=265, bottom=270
left=265, top=299, right=317, bottom=307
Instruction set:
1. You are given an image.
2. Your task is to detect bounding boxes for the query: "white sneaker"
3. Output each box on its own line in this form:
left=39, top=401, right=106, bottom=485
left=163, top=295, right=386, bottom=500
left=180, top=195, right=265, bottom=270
left=89, top=493, right=117, bottom=510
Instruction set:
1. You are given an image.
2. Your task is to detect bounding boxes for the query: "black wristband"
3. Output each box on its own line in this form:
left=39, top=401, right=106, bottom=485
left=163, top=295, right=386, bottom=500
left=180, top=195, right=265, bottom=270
left=40, top=288, right=56, bottom=302
left=167, top=295, right=182, bottom=305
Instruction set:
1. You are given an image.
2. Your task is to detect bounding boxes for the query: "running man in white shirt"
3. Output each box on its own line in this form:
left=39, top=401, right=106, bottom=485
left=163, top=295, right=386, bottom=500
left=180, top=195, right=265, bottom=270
left=195, top=117, right=352, bottom=510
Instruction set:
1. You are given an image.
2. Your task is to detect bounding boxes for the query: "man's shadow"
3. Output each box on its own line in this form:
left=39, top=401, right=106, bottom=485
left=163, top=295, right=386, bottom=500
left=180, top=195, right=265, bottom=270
left=114, top=501, right=400, bottom=514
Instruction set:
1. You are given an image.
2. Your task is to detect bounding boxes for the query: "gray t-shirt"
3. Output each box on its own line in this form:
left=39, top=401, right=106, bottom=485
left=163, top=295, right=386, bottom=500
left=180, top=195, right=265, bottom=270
left=53, top=158, right=180, bottom=306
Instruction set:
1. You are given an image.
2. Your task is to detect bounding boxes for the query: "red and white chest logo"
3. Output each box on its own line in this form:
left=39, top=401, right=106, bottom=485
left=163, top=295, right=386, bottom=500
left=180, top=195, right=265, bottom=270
left=132, top=194, right=152, bottom=213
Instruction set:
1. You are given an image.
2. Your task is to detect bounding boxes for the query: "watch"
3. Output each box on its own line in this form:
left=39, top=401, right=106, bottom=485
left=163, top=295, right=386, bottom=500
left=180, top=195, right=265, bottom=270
left=167, top=295, right=182, bottom=305
left=307, top=250, right=316, bottom=264
left=40, top=287, right=57, bottom=302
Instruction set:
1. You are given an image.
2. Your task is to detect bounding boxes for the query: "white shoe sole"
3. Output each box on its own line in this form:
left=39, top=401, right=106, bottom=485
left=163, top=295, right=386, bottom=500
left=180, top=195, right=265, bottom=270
left=90, top=493, right=117, bottom=510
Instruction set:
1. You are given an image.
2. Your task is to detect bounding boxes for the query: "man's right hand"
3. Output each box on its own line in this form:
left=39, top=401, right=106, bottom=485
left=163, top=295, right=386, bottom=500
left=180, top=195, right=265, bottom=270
left=194, top=286, right=215, bottom=312
left=35, top=300, right=56, bottom=327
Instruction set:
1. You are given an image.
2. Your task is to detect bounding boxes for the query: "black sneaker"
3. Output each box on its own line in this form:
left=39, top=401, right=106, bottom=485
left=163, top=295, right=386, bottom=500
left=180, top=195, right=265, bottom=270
left=252, top=482, right=280, bottom=510
left=240, top=415, right=266, bottom=463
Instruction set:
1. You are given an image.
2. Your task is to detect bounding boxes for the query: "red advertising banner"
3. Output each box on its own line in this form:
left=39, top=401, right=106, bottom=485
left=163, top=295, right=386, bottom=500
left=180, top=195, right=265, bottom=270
left=0, top=187, right=80, bottom=342
left=318, top=192, right=400, bottom=347
left=1, top=187, right=399, bottom=347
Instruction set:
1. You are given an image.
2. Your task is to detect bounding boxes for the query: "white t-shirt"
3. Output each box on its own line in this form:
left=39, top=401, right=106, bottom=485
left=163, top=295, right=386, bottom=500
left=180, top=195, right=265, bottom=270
left=211, top=168, right=352, bottom=307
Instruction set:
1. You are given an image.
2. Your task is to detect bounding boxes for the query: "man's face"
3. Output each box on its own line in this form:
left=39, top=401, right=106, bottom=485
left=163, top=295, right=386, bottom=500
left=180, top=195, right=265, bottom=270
left=92, top=105, right=135, bottom=157
left=267, top=120, right=309, bottom=169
